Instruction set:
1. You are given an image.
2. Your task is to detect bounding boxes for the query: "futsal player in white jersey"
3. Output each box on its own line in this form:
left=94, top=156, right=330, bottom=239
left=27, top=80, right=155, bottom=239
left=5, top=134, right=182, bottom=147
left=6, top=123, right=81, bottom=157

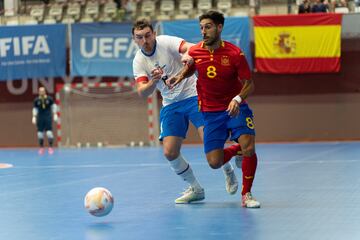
left=132, top=19, right=239, bottom=203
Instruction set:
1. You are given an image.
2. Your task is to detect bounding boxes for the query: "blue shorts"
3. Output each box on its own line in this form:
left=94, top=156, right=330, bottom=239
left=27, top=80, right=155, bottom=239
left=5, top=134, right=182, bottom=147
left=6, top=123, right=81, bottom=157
left=159, top=96, right=204, bottom=141
left=203, top=104, right=255, bottom=153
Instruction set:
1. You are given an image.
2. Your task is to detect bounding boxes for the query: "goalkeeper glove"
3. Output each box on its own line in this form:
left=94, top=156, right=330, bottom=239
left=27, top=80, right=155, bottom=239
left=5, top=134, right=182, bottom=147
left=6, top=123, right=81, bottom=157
left=53, top=114, right=58, bottom=123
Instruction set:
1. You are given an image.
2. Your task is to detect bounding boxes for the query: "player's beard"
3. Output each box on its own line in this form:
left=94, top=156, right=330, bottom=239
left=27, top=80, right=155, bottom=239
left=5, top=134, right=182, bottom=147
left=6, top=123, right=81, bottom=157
left=203, top=33, right=220, bottom=47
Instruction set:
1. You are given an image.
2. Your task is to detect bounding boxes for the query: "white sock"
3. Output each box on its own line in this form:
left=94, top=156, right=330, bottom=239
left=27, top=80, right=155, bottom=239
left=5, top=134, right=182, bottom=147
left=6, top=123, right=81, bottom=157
left=222, top=162, right=234, bottom=174
left=169, top=154, right=202, bottom=191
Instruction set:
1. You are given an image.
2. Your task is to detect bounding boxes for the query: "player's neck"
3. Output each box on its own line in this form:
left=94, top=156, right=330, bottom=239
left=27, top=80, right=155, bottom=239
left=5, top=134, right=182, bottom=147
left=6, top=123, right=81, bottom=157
left=141, top=41, right=157, bottom=57
left=205, top=39, right=222, bottom=52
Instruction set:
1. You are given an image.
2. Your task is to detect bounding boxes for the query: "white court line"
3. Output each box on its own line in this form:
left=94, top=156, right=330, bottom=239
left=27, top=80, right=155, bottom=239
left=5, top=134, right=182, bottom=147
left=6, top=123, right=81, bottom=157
left=8, top=156, right=360, bottom=170
left=10, top=163, right=188, bottom=169
left=1, top=145, right=354, bottom=196
left=3, top=143, right=355, bottom=172
left=0, top=162, right=203, bottom=180
left=257, top=144, right=350, bottom=173
left=261, top=159, right=360, bottom=164
left=290, top=144, right=350, bottom=162
left=0, top=166, right=160, bottom=197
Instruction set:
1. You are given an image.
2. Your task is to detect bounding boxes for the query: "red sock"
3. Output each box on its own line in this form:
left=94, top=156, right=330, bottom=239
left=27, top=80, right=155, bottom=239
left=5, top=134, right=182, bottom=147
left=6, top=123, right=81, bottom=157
left=223, top=144, right=242, bottom=165
left=241, top=153, right=258, bottom=195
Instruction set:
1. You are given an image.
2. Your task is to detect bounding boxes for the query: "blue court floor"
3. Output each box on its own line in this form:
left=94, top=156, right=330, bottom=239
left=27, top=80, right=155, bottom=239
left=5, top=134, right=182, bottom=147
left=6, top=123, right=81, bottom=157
left=1, top=142, right=360, bottom=240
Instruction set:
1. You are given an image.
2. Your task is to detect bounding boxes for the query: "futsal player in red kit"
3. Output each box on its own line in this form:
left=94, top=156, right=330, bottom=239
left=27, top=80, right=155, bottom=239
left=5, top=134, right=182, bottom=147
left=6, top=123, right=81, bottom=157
left=167, top=10, right=260, bottom=208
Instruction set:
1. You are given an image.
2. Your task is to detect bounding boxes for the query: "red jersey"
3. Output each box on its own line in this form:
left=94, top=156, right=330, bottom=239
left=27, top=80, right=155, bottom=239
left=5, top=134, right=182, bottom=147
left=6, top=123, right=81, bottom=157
left=188, top=41, right=251, bottom=112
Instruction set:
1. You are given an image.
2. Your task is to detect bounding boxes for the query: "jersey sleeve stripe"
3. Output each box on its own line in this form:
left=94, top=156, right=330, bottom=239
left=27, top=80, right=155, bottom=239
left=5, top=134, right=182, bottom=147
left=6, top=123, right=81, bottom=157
left=178, top=40, right=185, bottom=53
left=135, top=76, right=149, bottom=83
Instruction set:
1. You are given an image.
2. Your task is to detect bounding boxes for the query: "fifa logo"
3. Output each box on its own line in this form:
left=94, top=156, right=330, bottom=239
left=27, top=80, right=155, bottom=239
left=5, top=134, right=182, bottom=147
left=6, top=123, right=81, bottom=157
left=0, top=36, right=50, bottom=57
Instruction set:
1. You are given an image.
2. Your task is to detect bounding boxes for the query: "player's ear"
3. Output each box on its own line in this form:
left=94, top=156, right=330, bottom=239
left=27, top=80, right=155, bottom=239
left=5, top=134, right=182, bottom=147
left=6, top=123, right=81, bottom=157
left=153, top=31, right=157, bottom=37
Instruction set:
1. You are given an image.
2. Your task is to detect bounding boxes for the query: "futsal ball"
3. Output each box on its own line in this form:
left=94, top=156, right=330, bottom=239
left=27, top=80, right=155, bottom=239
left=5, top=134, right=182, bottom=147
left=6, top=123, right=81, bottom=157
left=84, top=187, right=114, bottom=217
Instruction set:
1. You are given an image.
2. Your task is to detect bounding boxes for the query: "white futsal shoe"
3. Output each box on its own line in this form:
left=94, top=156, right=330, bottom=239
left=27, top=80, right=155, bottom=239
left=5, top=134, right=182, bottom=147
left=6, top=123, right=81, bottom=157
left=242, top=192, right=261, bottom=208
left=175, top=186, right=205, bottom=204
left=224, top=168, right=238, bottom=195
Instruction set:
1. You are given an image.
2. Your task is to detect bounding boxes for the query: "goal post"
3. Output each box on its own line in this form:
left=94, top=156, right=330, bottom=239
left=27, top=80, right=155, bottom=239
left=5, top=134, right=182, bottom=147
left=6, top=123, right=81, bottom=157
left=55, top=80, right=160, bottom=148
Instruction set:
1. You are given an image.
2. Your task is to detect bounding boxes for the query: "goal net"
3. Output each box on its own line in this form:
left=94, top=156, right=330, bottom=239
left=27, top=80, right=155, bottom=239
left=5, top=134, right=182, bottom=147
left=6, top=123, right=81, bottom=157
left=55, top=80, right=159, bottom=148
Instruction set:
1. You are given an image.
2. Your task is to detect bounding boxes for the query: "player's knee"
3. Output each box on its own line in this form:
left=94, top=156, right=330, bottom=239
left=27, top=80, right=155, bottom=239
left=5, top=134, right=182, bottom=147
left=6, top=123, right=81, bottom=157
left=46, top=131, right=53, bottom=139
left=242, top=145, right=255, bottom=157
left=208, top=161, right=222, bottom=169
left=163, top=149, right=180, bottom=161
left=37, top=132, right=44, bottom=139
left=206, top=157, right=222, bottom=169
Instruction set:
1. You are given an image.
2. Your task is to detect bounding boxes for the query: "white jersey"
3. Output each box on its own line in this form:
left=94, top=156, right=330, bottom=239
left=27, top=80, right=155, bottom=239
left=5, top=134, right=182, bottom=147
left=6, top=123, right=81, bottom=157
left=133, top=35, right=197, bottom=106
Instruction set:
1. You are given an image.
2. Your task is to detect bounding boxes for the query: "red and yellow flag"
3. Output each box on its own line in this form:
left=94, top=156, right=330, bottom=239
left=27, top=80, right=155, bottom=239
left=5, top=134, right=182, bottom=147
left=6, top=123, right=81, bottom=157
left=254, top=13, right=342, bottom=74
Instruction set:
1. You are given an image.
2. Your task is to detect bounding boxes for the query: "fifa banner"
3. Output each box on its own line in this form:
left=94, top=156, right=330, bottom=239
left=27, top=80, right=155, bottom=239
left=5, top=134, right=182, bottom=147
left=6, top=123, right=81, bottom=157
left=161, top=17, right=252, bottom=69
left=71, top=23, right=139, bottom=77
left=253, top=14, right=342, bottom=74
left=0, top=24, right=66, bottom=81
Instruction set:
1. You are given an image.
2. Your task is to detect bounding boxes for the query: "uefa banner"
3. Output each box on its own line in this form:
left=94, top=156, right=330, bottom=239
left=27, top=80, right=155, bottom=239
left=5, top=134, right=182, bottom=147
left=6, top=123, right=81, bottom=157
left=254, top=13, right=342, bottom=74
left=71, top=23, right=139, bottom=77
left=0, top=24, right=66, bottom=81
left=161, top=17, right=252, bottom=69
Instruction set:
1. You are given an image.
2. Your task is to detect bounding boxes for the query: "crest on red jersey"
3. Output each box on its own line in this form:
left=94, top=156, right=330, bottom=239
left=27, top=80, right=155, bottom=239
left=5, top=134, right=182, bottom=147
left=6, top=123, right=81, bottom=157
left=221, top=56, right=230, bottom=66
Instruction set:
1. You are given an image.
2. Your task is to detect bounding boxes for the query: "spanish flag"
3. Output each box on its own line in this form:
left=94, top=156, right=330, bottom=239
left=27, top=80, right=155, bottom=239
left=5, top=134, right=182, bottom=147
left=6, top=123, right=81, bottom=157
left=254, top=14, right=342, bottom=74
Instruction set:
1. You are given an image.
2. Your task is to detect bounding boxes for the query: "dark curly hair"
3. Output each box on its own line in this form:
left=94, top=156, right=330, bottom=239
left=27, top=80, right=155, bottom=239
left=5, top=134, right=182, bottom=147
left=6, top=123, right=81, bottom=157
left=199, top=11, right=225, bottom=26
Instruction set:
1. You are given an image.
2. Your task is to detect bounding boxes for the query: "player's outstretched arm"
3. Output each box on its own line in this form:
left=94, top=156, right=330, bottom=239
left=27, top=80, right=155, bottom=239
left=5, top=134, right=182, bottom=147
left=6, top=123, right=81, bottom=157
left=32, top=107, right=38, bottom=125
left=52, top=104, right=58, bottom=122
left=227, top=78, right=254, bottom=117
left=166, top=60, right=195, bottom=89
left=136, top=68, right=163, bottom=98
left=239, top=78, right=255, bottom=100
left=179, top=41, right=195, bottom=55
left=179, top=41, right=195, bottom=64
left=227, top=50, right=254, bottom=116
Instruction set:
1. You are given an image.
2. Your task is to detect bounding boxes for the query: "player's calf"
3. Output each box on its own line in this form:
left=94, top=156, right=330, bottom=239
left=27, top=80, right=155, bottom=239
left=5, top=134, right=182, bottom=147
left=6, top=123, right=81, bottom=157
left=224, top=167, right=238, bottom=195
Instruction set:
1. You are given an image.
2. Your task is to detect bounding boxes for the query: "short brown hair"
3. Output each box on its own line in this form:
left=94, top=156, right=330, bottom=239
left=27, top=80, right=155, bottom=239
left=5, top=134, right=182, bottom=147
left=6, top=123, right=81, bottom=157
left=132, top=19, right=154, bottom=35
